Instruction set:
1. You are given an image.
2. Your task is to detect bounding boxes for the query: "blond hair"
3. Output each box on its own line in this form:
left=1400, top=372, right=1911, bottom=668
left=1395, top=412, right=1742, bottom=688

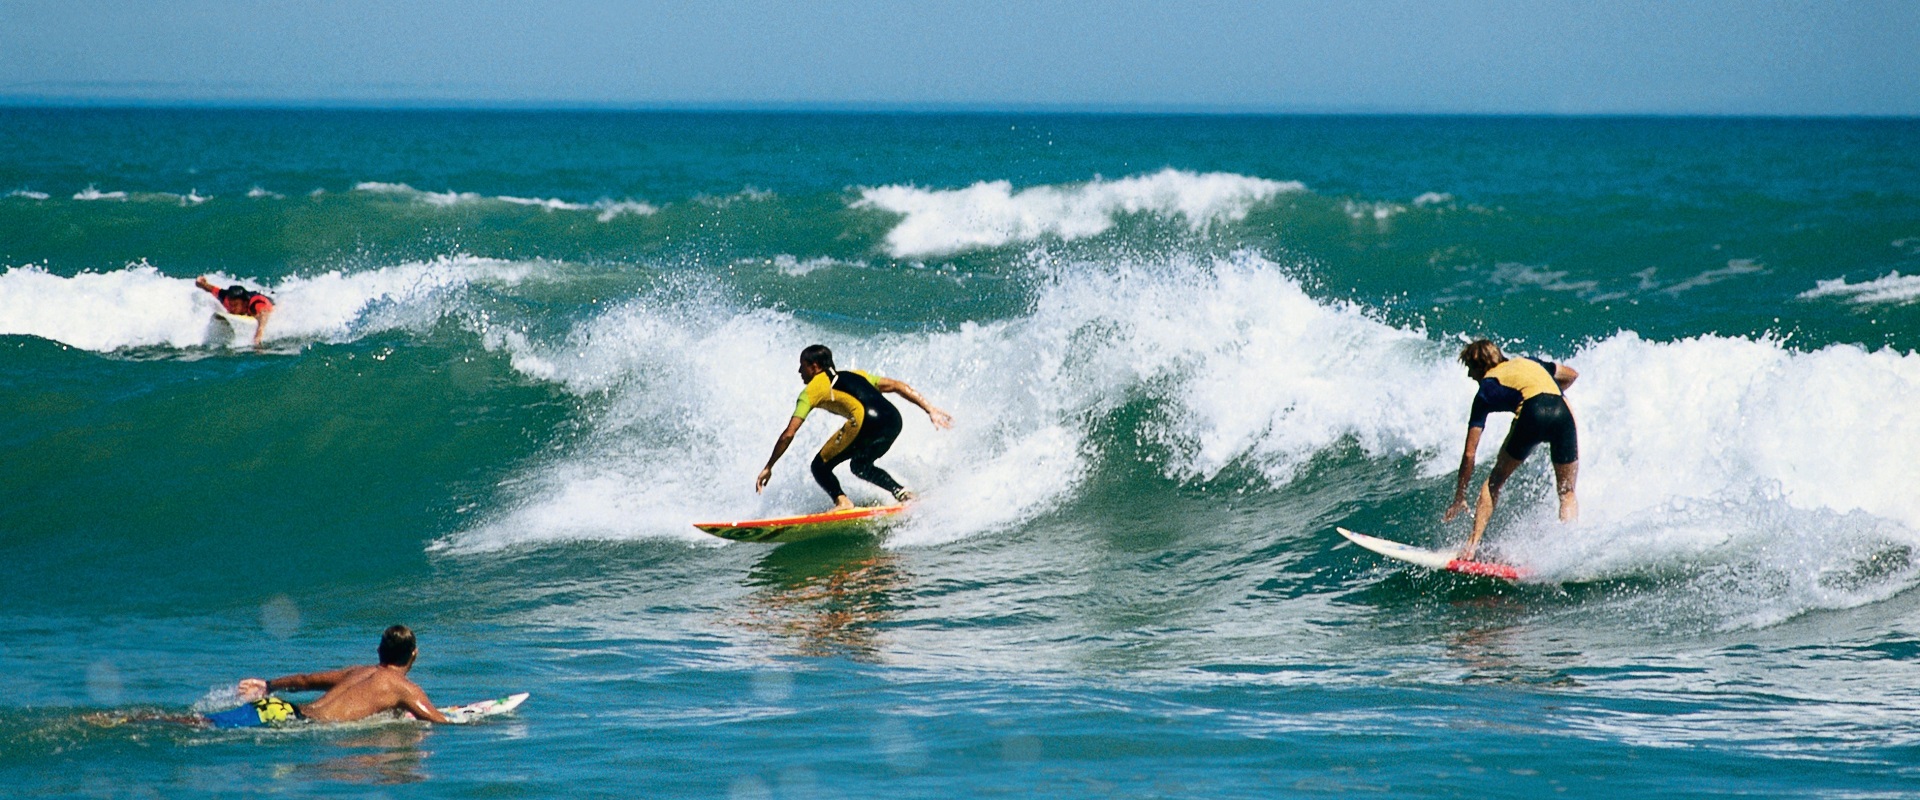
left=1458, top=339, right=1505, bottom=373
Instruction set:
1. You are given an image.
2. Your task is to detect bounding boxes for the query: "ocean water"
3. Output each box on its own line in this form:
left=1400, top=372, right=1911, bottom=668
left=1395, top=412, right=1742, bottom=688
left=3, top=109, right=1920, bottom=798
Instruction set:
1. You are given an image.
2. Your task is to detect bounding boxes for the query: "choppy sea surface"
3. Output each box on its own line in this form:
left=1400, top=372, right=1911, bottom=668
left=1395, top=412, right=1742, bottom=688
left=3, top=109, right=1919, bottom=798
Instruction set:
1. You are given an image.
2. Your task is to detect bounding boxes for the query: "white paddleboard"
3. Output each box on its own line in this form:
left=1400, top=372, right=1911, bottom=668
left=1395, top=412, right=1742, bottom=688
left=1336, top=527, right=1525, bottom=581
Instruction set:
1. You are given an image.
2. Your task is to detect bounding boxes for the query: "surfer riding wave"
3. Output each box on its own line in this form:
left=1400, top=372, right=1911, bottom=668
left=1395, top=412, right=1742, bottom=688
left=756, top=344, right=953, bottom=511
left=1443, top=338, right=1580, bottom=560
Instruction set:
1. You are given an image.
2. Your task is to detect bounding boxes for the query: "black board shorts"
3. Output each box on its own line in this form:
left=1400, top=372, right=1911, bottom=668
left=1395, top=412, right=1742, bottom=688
left=1501, top=394, right=1578, bottom=465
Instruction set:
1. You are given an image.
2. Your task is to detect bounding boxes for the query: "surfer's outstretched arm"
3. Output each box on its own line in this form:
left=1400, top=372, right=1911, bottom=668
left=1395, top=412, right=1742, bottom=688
left=872, top=377, right=952, bottom=429
left=1443, top=425, right=1485, bottom=522
left=1554, top=364, right=1578, bottom=391
left=244, top=666, right=355, bottom=697
left=757, top=416, right=806, bottom=492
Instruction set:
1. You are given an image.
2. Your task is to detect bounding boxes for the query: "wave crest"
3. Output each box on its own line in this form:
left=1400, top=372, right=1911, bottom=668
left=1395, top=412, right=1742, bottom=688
left=853, top=169, right=1304, bottom=258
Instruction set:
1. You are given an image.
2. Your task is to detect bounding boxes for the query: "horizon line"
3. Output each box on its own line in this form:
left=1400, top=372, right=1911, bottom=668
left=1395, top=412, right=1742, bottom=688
left=2, top=95, right=1916, bottom=121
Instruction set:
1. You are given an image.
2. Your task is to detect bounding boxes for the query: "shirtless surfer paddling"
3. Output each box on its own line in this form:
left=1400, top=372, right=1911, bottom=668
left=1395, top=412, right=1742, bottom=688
left=212, top=625, right=450, bottom=727
left=756, top=345, right=952, bottom=511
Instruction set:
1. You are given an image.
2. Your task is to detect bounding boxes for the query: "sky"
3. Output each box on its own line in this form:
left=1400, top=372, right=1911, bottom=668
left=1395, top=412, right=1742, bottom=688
left=2, top=0, right=1917, bottom=115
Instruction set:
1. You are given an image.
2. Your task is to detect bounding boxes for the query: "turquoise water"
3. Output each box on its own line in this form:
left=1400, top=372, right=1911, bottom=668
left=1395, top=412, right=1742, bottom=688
left=3, top=109, right=1920, bottom=797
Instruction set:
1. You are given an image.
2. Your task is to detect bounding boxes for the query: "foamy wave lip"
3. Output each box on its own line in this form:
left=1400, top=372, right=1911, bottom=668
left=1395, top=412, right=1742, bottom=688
left=498, top=195, right=590, bottom=211
left=69, top=186, right=208, bottom=205
left=445, top=251, right=1433, bottom=553
left=695, top=187, right=775, bottom=208
left=264, top=254, right=538, bottom=341
left=1482, top=332, right=1920, bottom=593
left=8, top=189, right=51, bottom=200
left=853, top=169, right=1305, bottom=258
left=1799, top=271, right=1920, bottom=305
left=592, top=199, right=657, bottom=222
left=444, top=288, right=814, bottom=552
left=353, top=181, right=483, bottom=206
left=247, top=186, right=283, bottom=199
left=0, top=262, right=214, bottom=350
left=0, top=255, right=536, bottom=352
left=73, top=186, right=129, bottom=201
left=759, top=254, right=865, bottom=276
left=354, top=181, right=658, bottom=221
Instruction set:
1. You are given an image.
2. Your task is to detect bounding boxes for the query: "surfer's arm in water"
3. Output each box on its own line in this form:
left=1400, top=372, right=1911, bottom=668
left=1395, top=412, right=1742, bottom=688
left=391, top=681, right=451, bottom=724
left=756, top=416, right=807, bottom=492
left=870, top=377, right=953, bottom=429
left=1443, top=425, right=1486, bottom=523
left=250, top=306, right=270, bottom=347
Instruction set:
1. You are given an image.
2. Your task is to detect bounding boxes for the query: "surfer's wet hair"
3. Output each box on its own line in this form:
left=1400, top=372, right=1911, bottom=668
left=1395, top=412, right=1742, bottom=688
left=800, top=344, right=835, bottom=372
left=378, top=625, right=416, bottom=666
left=1459, top=339, right=1505, bottom=373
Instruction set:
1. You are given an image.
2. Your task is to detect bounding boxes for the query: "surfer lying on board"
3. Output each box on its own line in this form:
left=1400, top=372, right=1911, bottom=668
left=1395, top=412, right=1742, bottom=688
left=1442, top=339, right=1580, bottom=560
left=216, top=625, right=450, bottom=727
left=756, top=344, right=953, bottom=511
left=195, top=275, right=275, bottom=347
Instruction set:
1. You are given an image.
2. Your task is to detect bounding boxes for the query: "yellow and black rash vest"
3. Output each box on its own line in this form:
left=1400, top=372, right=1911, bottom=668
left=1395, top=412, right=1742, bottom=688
left=793, top=370, right=898, bottom=461
left=1468, top=357, right=1561, bottom=428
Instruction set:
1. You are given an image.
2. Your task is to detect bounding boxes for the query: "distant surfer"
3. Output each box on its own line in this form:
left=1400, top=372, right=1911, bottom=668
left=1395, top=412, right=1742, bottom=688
left=195, top=275, right=275, bottom=347
left=756, top=344, right=953, bottom=510
left=215, top=625, right=450, bottom=727
left=1442, top=339, right=1580, bottom=559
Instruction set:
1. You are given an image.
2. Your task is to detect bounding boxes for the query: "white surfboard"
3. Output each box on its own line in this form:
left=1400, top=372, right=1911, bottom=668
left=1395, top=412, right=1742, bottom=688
left=214, top=310, right=258, bottom=334
left=436, top=692, right=529, bottom=724
left=1336, top=527, right=1525, bottom=581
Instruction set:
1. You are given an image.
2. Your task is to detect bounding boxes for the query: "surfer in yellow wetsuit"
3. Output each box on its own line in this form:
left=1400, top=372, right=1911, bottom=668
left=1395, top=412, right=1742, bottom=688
left=756, top=344, right=953, bottom=510
left=1442, top=339, right=1580, bottom=559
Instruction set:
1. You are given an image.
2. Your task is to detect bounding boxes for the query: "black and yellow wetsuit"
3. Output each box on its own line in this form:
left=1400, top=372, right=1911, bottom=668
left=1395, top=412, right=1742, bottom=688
left=793, top=369, right=906, bottom=499
left=1468, top=357, right=1579, bottom=464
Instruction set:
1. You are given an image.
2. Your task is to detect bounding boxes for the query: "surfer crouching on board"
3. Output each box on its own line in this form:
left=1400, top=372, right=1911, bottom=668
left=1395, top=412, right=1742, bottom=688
left=1442, top=339, right=1580, bottom=560
left=195, top=275, right=275, bottom=347
left=756, top=344, right=952, bottom=511
left=212, top=625, right=450, bottom=727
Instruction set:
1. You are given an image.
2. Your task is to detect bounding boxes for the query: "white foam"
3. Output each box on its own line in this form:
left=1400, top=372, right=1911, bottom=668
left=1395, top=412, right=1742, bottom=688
left=73, top=186, right=128, bottom=201
left=353, top=181, right=483, bottom=206
left=498, top=195, right=591, bottom=212
left=853, top=169, right=1304, bottom=258
left=1799, top=271, right=1920, bottom=305
left=8, top=189, right=50, bottom=200
left=246, top=186, right=283, bottom=199
left=0, top=255, right=536, bottom=352
left=442, top=251, right=1441, bottom=552
left=439, top=247, right=1920, bottom=612
left=0, top=262, right=216, bottom=350
left=353, top=181, right=657, bottom=222
left=1413, top=192, right=1454, bottom=207
left=1659, top=259, right=1766, bottom=295
left=766, top=255, right=863, bottom=276
left=1566, top=332, right=1920, bottom=530
left=592, top=199, right=658, bottom=222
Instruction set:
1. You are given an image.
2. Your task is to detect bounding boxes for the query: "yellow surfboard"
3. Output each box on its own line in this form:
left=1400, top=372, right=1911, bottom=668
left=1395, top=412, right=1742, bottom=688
left=694, top=504, right=909, bottom=543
